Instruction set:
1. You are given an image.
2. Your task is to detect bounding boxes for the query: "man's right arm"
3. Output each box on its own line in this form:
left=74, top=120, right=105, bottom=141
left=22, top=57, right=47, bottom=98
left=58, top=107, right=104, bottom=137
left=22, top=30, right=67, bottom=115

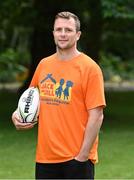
left=12, top=60, right=41, bottom=130
left=12, top=110, right=36, bottom=130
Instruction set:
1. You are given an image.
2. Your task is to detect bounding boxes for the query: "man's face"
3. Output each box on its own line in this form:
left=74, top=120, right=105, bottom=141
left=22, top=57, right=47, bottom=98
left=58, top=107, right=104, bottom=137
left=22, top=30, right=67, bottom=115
left=53, top=17, right=81, bottom=50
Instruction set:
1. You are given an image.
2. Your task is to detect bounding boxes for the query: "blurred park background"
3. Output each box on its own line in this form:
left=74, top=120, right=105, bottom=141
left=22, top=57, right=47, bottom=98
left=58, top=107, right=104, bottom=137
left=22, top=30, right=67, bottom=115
left=0, top=0, right=134, bottom=179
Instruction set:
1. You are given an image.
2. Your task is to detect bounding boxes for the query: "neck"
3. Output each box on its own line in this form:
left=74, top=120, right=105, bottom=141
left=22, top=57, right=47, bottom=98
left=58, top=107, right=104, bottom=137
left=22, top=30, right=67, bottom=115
left=56, top=47, right=81, bottom=61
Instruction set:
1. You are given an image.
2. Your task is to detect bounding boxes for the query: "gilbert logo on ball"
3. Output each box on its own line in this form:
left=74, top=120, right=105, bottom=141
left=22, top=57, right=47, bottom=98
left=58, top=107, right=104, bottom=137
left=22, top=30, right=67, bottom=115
left=17, top=87, right=40, bottom=123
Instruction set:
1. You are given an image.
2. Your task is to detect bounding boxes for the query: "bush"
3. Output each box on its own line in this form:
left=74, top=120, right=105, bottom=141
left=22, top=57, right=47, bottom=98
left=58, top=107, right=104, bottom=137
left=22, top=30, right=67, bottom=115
left=0, top=48, right=30, bottom=83
left=100, top=53, right=134, bottom=82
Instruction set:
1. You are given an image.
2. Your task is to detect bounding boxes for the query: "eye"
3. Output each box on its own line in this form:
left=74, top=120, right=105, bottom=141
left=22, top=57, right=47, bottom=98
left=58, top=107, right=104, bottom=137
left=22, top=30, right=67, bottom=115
left=65, top=28, right=73, bottom=32
left=54, top=28, right=62, bottom=32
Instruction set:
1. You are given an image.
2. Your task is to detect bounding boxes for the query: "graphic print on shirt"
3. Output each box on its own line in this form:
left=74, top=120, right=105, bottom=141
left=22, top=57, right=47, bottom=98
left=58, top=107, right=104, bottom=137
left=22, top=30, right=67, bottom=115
left=40, top=74, right=74, bottom=105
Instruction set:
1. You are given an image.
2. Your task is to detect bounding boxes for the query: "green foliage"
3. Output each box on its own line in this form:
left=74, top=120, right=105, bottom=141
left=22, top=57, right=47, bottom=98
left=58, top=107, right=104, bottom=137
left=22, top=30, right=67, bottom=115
left=100, top=53, right=134, bottom=81
left=0, top=0, right=133, bottom=84
left=101, top=0, right=134, bottom=60
left=0, top=0, right=34, bottom=52
left=102, top=0, right=134, bottom=19
left=0, top=0, right=34, bottom=26
left=0, top=48, right=29, bottom=83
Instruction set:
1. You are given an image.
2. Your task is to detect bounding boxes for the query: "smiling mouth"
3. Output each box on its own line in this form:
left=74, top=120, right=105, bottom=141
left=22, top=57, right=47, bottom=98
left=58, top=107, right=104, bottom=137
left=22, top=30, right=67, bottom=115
left=59, top=40, right=68, bottom=43
left=59, top=40, right=67, bottom=41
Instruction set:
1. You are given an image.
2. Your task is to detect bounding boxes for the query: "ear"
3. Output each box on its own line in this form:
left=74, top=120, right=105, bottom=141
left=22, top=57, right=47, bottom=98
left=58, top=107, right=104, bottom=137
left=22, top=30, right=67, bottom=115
left=76, top=31, right=81, bottom=41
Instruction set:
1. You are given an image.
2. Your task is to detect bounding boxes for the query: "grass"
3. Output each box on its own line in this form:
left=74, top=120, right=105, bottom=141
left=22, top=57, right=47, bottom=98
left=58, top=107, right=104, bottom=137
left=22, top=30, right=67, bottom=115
left=0, top=90, right=37, bottom=179
left=0, top=90, right=134, bottom=179
left=96, top=91, right=134, bottom=179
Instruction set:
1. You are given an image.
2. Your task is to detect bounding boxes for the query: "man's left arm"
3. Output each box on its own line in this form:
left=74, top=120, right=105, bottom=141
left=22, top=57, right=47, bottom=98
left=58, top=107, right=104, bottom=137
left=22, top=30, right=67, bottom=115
left=75, top=106, right=104, bottom=162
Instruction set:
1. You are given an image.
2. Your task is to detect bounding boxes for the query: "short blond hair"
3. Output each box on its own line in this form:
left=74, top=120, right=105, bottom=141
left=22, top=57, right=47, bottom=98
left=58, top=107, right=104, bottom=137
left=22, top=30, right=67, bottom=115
left=55, top=11, right=80, bottom=32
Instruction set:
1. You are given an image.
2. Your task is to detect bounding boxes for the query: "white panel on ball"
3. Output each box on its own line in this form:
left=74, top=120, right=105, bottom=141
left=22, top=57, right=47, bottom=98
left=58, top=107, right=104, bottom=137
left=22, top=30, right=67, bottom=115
left=17, top=87, right=40, bottom=123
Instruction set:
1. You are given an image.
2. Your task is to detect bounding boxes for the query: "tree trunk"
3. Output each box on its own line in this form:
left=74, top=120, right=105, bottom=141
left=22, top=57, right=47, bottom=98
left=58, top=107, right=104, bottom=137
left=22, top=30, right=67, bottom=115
left=83, top=0, right=103, bottom=63
left=18, top=0, right=56, bottom=94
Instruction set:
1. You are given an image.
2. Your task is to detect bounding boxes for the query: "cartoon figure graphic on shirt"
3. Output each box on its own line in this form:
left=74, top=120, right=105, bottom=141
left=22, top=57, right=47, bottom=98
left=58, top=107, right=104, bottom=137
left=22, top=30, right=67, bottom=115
left=40, top=74, right=74, bottom=103
left=55, top=79, right=65, bottom=98
left=63, top=81, right=74, bottom=100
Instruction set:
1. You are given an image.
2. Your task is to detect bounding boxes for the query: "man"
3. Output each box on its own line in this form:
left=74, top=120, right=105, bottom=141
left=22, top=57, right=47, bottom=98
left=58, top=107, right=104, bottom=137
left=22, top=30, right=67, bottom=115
left=12, top=11, right=106, bottom=179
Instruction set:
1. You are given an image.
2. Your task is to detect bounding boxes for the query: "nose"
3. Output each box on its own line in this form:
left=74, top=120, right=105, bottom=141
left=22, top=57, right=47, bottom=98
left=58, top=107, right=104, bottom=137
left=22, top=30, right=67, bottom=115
left=60, top=29, right=66, bottom=36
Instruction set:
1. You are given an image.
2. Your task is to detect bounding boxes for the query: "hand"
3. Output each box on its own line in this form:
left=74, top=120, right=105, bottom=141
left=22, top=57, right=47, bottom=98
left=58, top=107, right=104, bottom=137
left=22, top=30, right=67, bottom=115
left=74, top=153, right=88, bottom=162
left=12, top=110, right=36, bottom=130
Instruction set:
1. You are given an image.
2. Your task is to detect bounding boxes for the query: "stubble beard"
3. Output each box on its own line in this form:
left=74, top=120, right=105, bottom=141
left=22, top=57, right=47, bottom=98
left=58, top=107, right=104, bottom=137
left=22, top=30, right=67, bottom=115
left=56, top=41, right=75, bottom=51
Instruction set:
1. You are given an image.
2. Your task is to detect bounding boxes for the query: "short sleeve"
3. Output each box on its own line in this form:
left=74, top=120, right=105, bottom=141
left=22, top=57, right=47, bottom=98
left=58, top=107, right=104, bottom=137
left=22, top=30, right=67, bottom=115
left=29, top=61, right=41, bottom=87
left=82, top=65, right=106, bottom=110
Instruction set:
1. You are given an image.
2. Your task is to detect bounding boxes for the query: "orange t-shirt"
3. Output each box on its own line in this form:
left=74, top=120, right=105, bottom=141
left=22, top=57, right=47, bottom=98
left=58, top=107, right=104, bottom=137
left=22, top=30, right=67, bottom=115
left=30, top=53, right=106, bottom=164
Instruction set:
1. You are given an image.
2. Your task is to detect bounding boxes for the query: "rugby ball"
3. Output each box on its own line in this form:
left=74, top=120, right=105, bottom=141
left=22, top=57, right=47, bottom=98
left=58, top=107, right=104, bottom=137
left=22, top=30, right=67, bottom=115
left=17, top=87, right=40, bottom=123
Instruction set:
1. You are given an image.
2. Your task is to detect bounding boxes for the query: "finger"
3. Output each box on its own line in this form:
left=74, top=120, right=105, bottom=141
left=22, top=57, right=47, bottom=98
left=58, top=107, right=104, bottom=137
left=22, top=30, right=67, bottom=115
left=12, top=111, right=21, bottom=123
left=16, top=123, right=34, bottom=130
left=74, top=157, right=78, bottom=160
left=32, top=121, right=38, bottom=125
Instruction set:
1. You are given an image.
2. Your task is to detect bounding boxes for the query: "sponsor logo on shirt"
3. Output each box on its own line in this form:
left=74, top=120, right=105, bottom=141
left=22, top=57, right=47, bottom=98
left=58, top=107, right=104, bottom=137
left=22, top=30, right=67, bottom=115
left=40, top=74, right=73, bottom=105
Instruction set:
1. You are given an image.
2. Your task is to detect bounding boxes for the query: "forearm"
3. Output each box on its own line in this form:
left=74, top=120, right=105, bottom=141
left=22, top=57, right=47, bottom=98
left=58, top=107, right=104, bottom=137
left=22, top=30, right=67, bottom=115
left=75, top=107, right=104, bottom=161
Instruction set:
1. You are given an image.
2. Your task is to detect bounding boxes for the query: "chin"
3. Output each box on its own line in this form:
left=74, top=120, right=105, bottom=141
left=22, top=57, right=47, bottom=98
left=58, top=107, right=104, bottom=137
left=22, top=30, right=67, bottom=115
left=58, top=45, right=68, bottom=50
left=58, top=44, right=72, bottom=50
